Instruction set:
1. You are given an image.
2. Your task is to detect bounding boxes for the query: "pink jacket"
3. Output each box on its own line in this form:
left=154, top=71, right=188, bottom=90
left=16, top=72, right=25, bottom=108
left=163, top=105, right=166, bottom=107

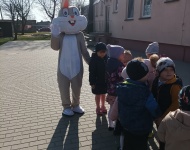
left=110, top=98, right=118, bottom=121
left=157, top=109, right=190, bottom=150
left=144, top=59, right=156, bottom=88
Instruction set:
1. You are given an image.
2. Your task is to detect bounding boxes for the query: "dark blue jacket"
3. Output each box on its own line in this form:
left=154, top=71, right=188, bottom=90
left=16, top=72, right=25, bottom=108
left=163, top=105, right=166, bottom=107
left=117, top=79, right=161, bottom=135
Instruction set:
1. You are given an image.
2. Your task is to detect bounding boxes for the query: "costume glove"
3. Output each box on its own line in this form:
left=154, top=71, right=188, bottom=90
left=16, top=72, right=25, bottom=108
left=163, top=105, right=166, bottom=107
left=50, top=23, right=60, bottom=37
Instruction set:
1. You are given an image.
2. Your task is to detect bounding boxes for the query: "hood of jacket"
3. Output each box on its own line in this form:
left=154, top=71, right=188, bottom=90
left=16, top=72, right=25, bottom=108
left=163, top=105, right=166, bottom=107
left=106, top=57, right=123, bottom=73
left=163, top=109, right=190, bottom=141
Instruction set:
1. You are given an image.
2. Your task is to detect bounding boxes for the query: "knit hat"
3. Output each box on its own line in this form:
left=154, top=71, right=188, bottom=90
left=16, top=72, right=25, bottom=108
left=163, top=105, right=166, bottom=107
left=107, top=44, right=125, bottom=59
left=94, top=42, right=107, bottom=52
left=179, top=85, right=190, bottom=111
left=126, top=59, right=149, bottom=81
left=145, top=42, right=159, bottom=54
left=156, top=57, right=175, bottom=74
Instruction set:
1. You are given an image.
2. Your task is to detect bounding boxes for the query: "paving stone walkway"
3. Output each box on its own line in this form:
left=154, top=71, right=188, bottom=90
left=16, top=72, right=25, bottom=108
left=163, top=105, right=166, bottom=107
left=1, top=40, right=189, bottom=150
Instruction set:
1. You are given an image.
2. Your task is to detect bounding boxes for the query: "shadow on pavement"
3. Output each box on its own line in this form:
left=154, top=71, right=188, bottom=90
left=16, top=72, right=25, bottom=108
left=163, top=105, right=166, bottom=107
left=47, top=113, right=83, bottom=150
left=92, top=115, right=120, bottom=150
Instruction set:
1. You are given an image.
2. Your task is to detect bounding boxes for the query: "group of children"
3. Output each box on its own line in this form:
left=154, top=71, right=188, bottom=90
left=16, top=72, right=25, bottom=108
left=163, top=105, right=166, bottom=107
left=88, top=42, right=190, bottom=150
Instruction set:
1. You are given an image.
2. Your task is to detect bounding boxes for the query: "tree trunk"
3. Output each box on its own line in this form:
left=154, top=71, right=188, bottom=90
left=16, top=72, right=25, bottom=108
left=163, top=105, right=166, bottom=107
left=21, top=17, right=25, bottom=35
left=14, top=15, right=19, bottom=40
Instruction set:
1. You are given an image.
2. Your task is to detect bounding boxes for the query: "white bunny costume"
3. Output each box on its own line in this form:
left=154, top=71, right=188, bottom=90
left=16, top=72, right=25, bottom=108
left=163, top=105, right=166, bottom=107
left=51, top=0, right=90, bottom=116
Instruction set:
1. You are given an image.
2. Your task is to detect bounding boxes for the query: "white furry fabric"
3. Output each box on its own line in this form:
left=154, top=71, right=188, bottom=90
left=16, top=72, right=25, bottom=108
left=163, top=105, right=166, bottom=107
left=60, top=35, right=80, bottom=79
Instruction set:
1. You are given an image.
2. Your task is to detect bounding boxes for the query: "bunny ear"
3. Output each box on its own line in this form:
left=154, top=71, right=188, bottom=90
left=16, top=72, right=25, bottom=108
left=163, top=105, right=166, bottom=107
left=61, top=0, right=69, bottom=8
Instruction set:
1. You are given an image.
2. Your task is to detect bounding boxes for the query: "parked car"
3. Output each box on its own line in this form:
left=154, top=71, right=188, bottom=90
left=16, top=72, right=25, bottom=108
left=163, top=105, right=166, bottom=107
left=37, top=27, right=51, bottom=32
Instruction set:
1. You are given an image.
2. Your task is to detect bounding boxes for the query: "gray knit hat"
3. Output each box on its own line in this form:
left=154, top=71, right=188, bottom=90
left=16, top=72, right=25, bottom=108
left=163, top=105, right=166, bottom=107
left=145, top=42, right=159, bottom=54
left=156, top=57, right=175, bottom=74
left=107, top=44, right=125, bottom=59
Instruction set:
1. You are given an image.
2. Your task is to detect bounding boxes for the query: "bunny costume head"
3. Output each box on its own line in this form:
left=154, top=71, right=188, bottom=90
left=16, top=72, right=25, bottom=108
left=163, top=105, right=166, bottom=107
left=52, top=0, right=87, bottom=34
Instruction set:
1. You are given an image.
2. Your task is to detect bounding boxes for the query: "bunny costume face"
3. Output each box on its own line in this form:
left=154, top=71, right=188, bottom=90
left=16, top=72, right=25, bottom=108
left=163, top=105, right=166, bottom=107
left=52, top=1, right=87, bottom=34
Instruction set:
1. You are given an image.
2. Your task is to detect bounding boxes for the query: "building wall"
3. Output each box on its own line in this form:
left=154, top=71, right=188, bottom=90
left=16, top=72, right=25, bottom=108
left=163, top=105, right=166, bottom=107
left=182, top=0, right=190, bottom=46
left=94, top=0, right=190, bottom=62
left=0, top=21, right=13, bottom=37
left=109, top=0, right=190, bottom=46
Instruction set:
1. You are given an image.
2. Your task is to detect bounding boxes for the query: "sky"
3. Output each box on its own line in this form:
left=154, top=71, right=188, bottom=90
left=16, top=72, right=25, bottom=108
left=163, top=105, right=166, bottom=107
left=31, top=8, right=51, bottom=22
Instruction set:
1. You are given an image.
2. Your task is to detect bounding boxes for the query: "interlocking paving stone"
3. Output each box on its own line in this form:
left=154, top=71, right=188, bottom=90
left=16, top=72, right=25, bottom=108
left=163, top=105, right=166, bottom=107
left=2, top=41, right=189, bottom=150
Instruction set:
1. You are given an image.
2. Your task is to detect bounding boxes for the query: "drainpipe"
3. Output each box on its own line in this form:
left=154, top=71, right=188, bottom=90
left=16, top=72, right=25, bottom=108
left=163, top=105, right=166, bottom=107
left=181, top=0, right=187, bottom=61
left=0, top=6, right=3, bottom=20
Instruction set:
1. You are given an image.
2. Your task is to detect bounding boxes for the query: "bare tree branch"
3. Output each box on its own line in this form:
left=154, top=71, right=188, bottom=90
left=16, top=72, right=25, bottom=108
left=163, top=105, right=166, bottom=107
left=15, top=0, right=34, bottom=34
left=37, top=0, right=59, bottom=22
left=1, top=0, right=34, bottom=35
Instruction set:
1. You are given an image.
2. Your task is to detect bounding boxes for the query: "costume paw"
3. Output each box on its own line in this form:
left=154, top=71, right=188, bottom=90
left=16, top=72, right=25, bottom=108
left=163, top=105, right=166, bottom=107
left=62, top=108, right=74, bottom=116
left=50, top=23, right=60, bottom=37
left=72, top=106, right=85, bottom=114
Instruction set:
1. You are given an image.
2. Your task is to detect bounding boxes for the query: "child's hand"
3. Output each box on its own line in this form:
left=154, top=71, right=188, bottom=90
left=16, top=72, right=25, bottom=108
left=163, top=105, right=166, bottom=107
left=106, top=95, right=116, bottom=105
left=91, top=85, right=95, bottom=89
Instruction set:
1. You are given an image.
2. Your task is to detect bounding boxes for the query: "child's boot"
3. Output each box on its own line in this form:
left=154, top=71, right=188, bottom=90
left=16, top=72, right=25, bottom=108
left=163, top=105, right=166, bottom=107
left=101, top=106, right=107, bottom=114
left=96, top=107, right=103, bottom=115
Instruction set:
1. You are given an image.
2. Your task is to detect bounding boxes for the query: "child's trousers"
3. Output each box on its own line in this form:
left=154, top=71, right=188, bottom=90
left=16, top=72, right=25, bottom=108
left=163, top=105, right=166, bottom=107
left=123, top=130, right=149, bottom=150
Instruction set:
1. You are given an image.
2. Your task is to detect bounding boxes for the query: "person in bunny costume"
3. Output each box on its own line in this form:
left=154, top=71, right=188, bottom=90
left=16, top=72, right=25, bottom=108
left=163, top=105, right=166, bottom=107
left=51, top=0, right=90, bottom=116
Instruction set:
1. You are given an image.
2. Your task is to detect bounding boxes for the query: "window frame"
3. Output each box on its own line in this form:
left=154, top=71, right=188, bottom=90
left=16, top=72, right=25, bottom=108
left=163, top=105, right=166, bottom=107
left=126, top=0, right=135, bottom=20
left=141, top=0, right=152, bottom=18
left=164, top=0, right=179, bottom=3
left=113, top=0, right=119, bottom=13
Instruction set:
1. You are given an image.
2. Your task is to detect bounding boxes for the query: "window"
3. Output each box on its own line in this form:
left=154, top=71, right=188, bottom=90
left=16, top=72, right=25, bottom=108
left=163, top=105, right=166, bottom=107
left=113, top=0, right=118, bottom=12
left=127, top=0, right=134, bottom=19
left=142, top=0, right=152, bottom=17
left=100, top=1, right=104, bottom=16
left=164, top=0, right=179, bottom=3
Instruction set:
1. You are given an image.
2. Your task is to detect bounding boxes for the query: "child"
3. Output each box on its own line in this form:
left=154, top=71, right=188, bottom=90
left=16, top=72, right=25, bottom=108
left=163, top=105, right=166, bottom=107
left=145, top=41, right=159, bottom=58
left=111, top=57, right=146, bottom=120
left=151, top=57, right=183, bottom=150
left=123, top=50, right=133, bottom=66
left=121, top=50, right=133, bottom=79
left=157, top=85, right=190, bottom=150
left=144, top=42, right=160, bottom=88
left=89, top=42, right=107, bottom=115
left=144, top=54, right=160, bottom=88
left=111, top=57, right=146, bottom=150
left=106, top=44, right=125, bottom=130
left=116, top=59, right=161, bottom=150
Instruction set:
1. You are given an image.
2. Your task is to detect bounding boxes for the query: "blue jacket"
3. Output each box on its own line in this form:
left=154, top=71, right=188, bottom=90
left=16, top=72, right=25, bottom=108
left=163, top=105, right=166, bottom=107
left=117, top=79, right=161, bottom=135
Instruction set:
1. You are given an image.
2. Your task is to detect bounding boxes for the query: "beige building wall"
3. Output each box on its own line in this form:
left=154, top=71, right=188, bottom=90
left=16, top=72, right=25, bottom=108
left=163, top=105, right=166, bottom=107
left=93, top=0, right=190, bottom=61
left=107, top=0, right=190, bottom=46
left=182, top=0, right=190, bottom=46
